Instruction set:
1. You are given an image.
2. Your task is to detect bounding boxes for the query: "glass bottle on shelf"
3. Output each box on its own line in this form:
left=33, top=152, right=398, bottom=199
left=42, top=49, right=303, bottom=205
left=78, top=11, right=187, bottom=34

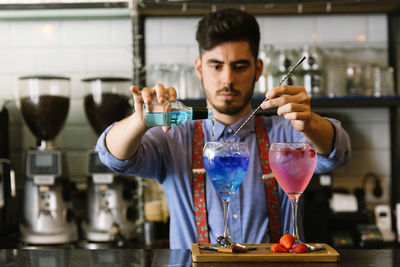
left=276, top=48, right=300, bottom=86
left=170, top=63, right=188, bottom=99
left=301, top=46, right=324, bottom=97
left=255, top=45, right=278, bottom=96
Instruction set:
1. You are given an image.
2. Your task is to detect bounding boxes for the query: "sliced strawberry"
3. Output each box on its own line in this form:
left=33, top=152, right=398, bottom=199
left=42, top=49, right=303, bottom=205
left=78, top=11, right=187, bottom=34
left=308, top=149, right=316, bottom=158
left=270, top=243, right=289, bottom=253
left=289, top=243, right=308, bottom=253
left=279, top=233, right=295, bottom=250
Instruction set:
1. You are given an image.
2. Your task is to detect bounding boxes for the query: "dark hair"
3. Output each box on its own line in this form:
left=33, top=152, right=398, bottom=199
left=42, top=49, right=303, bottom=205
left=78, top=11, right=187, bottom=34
left=196, top=8, right=260, bottom=59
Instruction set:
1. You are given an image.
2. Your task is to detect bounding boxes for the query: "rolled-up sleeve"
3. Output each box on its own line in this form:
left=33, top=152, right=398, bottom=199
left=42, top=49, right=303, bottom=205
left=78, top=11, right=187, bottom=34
left=95, top=122, right=173, bottom=184
left=95, top=123, right=135, bottom=174
left=316, top=118, right=351, bottom=174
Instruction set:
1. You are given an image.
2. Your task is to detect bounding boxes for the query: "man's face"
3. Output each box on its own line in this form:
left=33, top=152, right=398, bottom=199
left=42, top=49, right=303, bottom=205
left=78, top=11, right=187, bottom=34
left=195, top=41, right=263, bottom=116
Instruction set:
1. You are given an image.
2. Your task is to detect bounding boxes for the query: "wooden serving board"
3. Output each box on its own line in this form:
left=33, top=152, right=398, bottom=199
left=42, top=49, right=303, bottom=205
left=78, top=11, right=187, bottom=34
left=191, top=243, right=340, bottom=263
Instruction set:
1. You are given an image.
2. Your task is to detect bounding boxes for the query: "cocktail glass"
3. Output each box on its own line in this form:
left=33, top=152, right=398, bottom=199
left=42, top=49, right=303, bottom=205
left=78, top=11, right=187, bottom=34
left=202, top=142, right=250, bottom=246
left=269, top=142, right=317, bottom=243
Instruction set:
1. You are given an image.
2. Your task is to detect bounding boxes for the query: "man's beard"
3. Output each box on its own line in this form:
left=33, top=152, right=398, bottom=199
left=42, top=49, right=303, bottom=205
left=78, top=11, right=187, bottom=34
left=201, top=76, right=256, bottom=116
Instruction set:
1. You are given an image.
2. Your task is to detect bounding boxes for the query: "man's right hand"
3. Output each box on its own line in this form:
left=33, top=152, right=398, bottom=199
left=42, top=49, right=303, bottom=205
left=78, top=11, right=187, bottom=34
left=105, top=83, right=177, bottom=160
left=131, top=83, right=177, bottom=132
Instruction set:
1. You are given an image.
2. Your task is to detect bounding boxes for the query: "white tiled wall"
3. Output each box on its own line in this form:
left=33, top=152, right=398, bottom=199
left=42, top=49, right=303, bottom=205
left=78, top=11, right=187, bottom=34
left=0, top=18, right=132, bottom=187
left=0, top=13, right=393, bottom=210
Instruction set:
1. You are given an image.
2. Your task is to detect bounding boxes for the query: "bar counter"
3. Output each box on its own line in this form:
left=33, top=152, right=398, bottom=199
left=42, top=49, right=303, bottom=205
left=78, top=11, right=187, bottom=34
left=1, top=248, right=400, bottom=266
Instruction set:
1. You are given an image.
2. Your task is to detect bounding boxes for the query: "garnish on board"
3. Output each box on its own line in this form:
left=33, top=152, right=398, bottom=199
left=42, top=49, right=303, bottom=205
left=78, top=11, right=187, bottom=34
left=270, top=233, right=317, bottom=253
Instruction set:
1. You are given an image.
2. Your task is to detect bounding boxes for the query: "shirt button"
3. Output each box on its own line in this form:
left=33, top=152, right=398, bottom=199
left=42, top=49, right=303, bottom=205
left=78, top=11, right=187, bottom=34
left=227, top=128, right=233, bottom=133
left=233, top=214, right=238, bottom=219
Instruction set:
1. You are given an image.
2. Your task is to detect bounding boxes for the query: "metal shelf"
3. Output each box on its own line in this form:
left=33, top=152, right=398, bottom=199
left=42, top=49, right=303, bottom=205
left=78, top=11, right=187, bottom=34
left=138, top=0, right=400, bottom=16
left=1, top=0, right=399, bottom=15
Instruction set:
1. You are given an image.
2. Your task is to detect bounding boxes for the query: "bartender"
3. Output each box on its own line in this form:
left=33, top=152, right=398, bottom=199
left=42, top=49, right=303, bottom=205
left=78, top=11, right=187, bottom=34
left=96, top=8, right=351, bottom=249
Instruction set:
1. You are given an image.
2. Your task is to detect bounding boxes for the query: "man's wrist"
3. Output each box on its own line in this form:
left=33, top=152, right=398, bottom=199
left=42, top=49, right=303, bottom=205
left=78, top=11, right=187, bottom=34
left=132, top=112, right=151, bottom=133
left=303, top=113, right=334, bottom=155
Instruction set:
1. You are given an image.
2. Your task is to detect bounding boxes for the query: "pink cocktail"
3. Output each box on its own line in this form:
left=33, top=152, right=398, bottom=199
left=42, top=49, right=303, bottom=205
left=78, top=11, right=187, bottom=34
left=269, top=142, right=317, bottom=243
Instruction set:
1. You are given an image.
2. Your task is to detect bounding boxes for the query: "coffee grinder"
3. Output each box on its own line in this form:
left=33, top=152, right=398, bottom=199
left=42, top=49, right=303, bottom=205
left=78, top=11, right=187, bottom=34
left=18, top=75, right=78, bottom=246
left=81, top=77, right=141, bottom=247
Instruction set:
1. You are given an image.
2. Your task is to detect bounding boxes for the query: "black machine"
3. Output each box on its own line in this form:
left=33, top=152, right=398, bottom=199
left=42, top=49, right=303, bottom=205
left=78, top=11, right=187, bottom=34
left=0, top=106, right=18, bottom=239
left=302, top=173, right=385, bottom=248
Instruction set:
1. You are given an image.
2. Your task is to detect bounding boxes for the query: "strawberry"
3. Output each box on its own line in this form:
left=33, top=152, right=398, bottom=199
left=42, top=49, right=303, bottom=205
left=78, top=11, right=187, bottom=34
left=308, top=149, right=316, bottom=158
left=279, top=233, right=295, bottom=250
left=270, top=243, right=289, bottom=253
left=289, top=243, right=308, bottom=253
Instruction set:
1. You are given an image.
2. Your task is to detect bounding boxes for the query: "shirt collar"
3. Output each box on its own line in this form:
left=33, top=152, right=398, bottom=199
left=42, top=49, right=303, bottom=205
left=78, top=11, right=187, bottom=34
left=205, top=109, right=255, bottom=141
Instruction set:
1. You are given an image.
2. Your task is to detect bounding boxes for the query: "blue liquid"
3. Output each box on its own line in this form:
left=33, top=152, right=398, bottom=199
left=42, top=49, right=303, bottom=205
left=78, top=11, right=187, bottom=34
left=203, top=155, right=249, bottom=200
left=145, top=111, right=189, bottom=126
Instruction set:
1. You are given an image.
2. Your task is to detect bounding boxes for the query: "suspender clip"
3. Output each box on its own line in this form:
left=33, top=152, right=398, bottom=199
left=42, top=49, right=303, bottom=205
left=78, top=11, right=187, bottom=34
left=193, top=168, right=206, bottom=174
left=262, top=173, right=275, bottom=180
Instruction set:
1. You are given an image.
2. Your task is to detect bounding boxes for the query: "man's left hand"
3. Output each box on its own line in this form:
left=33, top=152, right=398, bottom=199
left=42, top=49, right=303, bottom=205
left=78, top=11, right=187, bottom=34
left=260, top=85, right=334, bottom=155
left=260, top=85, right=312, bottom=132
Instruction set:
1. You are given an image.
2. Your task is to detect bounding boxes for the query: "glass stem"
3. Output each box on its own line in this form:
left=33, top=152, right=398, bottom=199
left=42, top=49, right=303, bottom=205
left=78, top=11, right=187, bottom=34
left=223, top=198, right=230, bottom=239
left=290, top=198, right=300, bottom=243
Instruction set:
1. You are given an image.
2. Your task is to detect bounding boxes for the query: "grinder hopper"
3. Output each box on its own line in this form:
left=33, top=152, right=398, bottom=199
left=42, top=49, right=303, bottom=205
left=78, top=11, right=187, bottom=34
left=18, top=75, right=70, bottom=149
left=83, top=77, right=132, bottom=136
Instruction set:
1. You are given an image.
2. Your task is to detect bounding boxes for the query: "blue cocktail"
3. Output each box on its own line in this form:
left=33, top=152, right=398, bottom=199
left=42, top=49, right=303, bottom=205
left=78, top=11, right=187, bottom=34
left=203, top=155, right=249, bottom=199
left=202, top=142, right=249, bottom=244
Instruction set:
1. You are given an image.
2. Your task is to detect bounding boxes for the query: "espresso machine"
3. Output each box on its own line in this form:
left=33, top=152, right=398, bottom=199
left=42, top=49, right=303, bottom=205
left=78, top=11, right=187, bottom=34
left=81, top=77, right=141, bottom=248
left=0, top=159, right=17, bottom=236
left=18, top=75, right=77, bottom=246
left=0, top=106, right=18, bottom=242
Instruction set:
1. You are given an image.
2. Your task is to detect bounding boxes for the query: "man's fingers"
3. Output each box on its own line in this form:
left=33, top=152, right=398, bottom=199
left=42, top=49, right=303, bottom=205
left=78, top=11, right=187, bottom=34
left=277, top=103, right=309, bottom=116
left=154, top=83, right=166, bottom=102
left=167, top=87, right=177, bottom=102
left=135, top=84, right=177, bottom=105
left=162, top=126, right=171, bottom=132
left=261, top=93, right=309, bottom=109
left=281, top=111, right=312, bottom=121
left=141, top=87, right=153, bottom=104
left=261, top=85, right=309, bottom=110
left=266, top=85, right=306, bottom=99
left=131, top=85, right=140, bottom=95
left=131, top=85, right=144, bottom=104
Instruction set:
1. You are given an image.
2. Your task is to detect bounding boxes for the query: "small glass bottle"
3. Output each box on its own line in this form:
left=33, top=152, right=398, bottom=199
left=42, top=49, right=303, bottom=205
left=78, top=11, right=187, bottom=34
left=143, top=99, right=214, bottom=126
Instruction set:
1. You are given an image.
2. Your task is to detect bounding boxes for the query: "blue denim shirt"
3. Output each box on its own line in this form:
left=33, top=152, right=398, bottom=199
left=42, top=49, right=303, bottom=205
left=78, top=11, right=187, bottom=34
left=96, top=111, right=350, bottom=249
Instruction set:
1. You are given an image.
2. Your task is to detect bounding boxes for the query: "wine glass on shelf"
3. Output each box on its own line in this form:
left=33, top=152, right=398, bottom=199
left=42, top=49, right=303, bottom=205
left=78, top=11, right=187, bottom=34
left=269, top=142, right=317, bottom=244
left=202, top=142, right=250, bottom=247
